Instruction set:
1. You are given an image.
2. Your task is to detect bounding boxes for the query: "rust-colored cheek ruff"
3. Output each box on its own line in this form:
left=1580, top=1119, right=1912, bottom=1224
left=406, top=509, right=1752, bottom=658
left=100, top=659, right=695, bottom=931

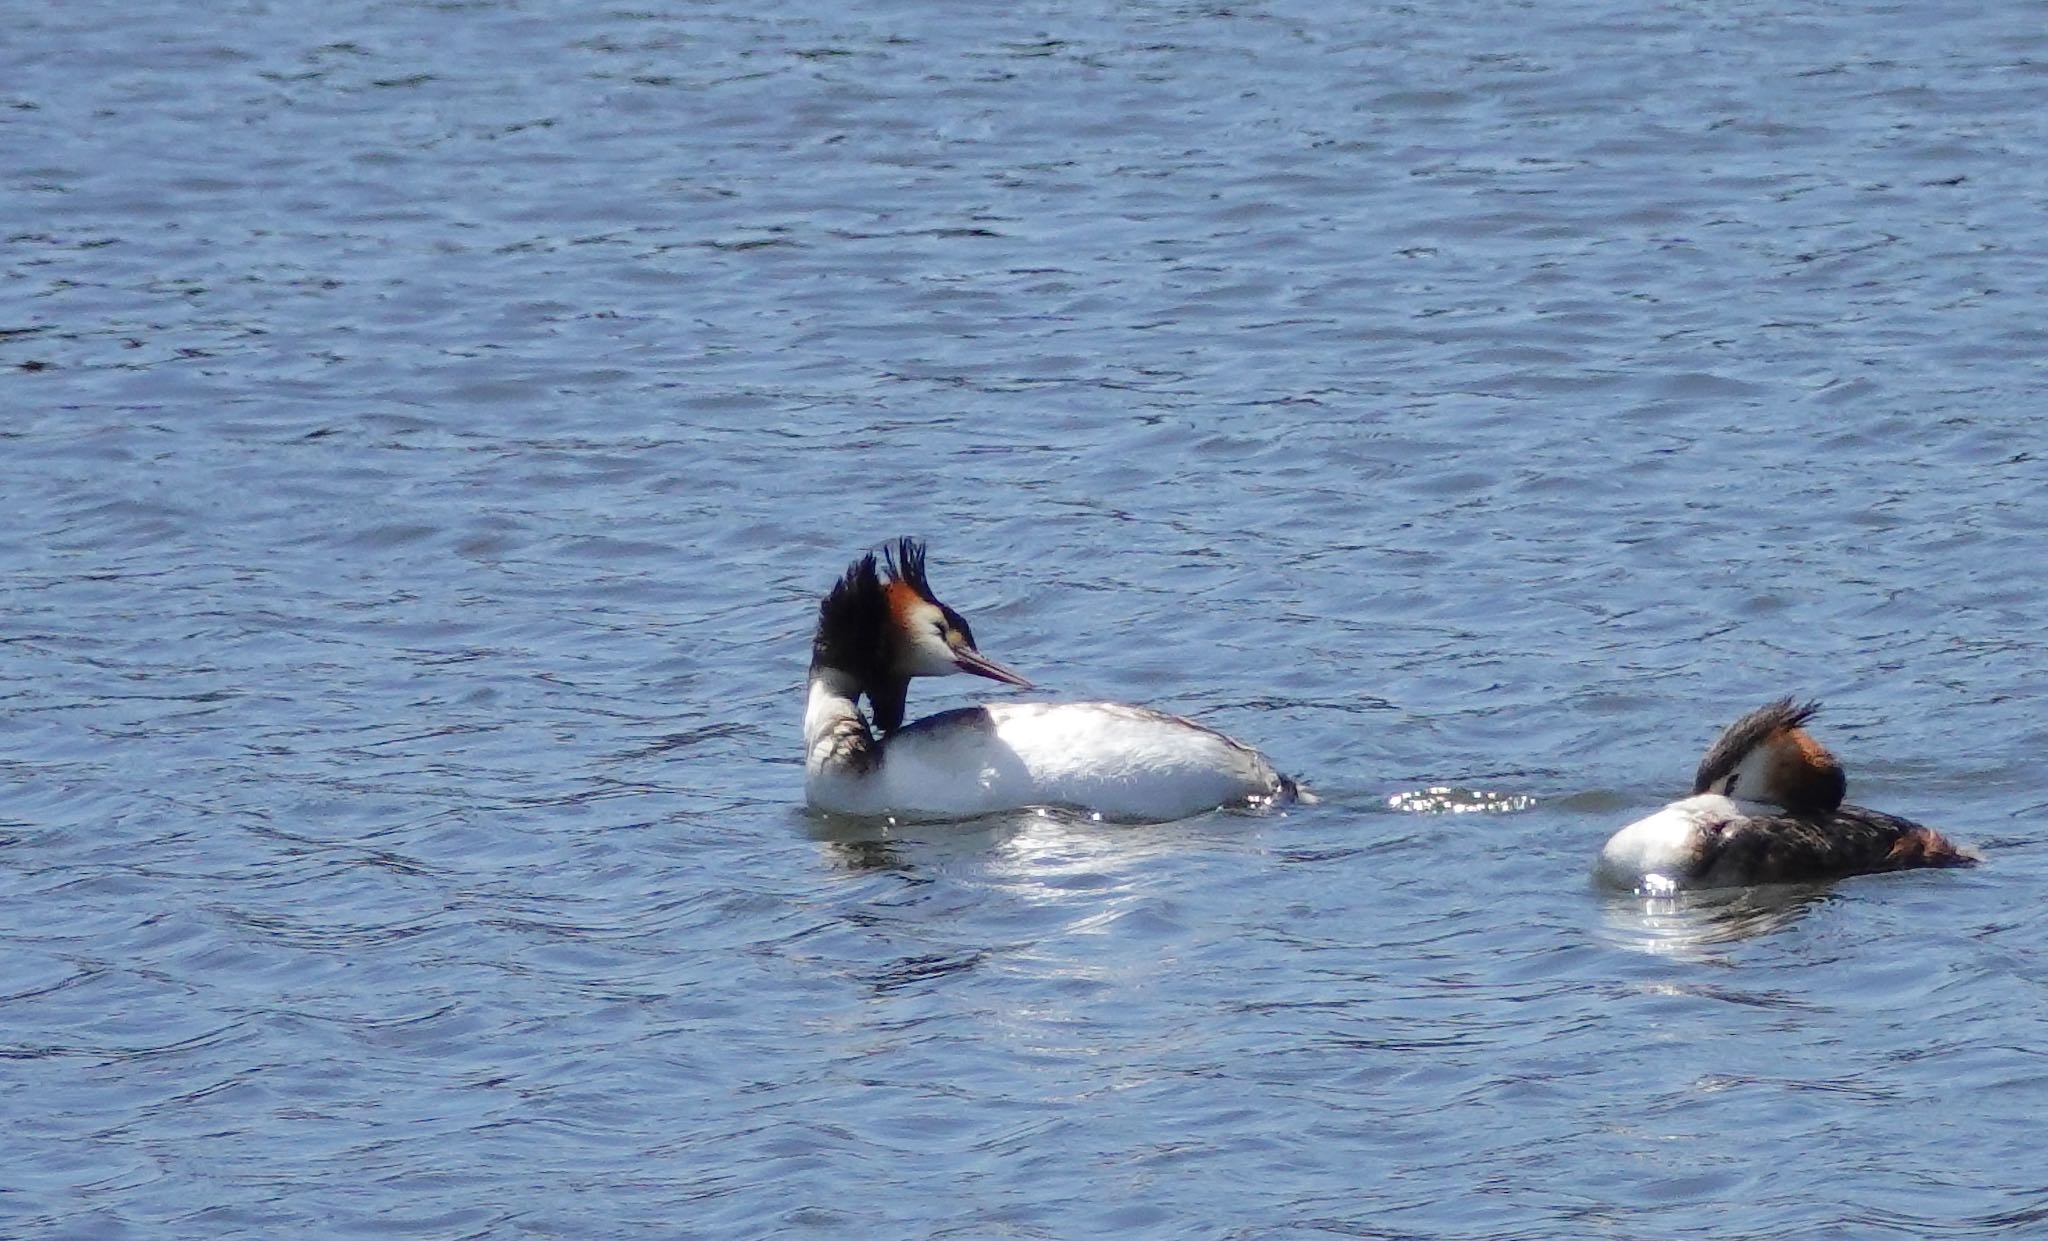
left=1768, top=727, right=1845, bottom=813
left=1789, top=728, right=1830, bottom=766
left=884, top=579, right=923, bottom=632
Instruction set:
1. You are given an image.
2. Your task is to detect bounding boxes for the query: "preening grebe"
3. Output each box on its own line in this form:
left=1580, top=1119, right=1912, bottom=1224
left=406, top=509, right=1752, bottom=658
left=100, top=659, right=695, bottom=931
left=803, top=538, right=1304, bottom=821
left=1596, top=698, right=1976, bottom=891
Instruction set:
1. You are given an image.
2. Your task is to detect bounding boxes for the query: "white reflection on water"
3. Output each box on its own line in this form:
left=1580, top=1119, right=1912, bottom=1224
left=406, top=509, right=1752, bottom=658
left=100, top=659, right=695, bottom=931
left=1387, top=785, right=1537, bottom=814
left=1597, top=882, right=1834, bottom=961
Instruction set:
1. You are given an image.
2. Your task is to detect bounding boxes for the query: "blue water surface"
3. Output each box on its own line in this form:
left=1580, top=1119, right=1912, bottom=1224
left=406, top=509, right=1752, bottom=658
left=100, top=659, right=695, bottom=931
left=6, top=0, right=2048, bottom=1236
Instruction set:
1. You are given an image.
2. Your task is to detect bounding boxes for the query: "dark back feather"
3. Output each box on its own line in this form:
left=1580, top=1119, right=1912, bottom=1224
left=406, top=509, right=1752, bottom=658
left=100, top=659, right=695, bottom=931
left=1699, top=804, right=1976, bottom=883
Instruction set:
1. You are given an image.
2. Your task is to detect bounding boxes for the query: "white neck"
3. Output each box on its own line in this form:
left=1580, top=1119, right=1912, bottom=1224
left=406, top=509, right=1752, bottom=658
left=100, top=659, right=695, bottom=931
left=1725, top=743, right=1776, bottom=801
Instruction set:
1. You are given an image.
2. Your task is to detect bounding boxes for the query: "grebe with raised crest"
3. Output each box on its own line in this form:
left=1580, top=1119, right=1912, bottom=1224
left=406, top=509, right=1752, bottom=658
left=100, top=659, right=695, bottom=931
left=1596, top=698, right=1976, bottom=891
left=803, top=538, right=1305, bottom=821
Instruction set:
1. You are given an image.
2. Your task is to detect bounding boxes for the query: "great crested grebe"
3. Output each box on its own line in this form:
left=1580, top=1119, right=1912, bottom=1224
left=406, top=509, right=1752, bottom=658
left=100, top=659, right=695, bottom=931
left=802, top=538, right=1305, bottom=821
left=1596, top=698, right=1977, bottom=891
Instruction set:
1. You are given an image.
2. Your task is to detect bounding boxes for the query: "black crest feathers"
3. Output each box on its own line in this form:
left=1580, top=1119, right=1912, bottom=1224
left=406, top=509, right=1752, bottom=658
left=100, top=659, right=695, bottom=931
left=812, top=550, right=887, bottom=680
left=811, top=538, right=933, bottom=734
left=882, top=537, right=934, bottom=601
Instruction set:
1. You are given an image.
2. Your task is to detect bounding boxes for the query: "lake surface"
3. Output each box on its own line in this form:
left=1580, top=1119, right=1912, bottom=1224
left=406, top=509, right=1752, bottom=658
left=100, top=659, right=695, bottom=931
left=7, top=0, right=2048, bottom=1236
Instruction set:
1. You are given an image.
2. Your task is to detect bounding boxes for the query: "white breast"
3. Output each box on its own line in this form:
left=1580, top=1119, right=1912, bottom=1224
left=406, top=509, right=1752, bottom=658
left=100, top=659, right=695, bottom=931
left=805, top=701, right=1289, bottom=822
left=1594, top=793, right=1765, bottom=890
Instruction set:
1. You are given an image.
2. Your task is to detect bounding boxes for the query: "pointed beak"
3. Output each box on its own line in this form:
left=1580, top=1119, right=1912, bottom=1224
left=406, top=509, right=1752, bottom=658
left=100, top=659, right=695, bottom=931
left=952, top=645, right=1033, bottom=689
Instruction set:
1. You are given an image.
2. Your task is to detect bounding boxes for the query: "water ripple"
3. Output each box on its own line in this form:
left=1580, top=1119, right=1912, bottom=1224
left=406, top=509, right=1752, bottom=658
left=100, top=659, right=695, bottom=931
left=6, top=0, right=2048, bottom=1236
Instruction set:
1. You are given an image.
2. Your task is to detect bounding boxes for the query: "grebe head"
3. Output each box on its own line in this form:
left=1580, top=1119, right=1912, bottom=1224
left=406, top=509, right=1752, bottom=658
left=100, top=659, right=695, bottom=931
left=875, top=538, right=1033, bottom=687
left=1690, top=697, right=1847, bottom=815
left=812, top=538, right=1031, bottom=732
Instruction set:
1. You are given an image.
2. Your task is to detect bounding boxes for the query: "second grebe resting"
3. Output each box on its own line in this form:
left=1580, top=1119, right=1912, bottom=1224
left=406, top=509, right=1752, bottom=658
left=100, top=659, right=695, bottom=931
left=1596, top=698, right=1977, bottom=891
left=803, top=538, right=1305, bottom=822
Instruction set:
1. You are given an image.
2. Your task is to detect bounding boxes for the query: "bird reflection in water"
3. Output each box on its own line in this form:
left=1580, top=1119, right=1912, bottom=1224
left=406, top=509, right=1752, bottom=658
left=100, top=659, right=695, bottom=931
left=1598, top=880, right=1835, bottom=959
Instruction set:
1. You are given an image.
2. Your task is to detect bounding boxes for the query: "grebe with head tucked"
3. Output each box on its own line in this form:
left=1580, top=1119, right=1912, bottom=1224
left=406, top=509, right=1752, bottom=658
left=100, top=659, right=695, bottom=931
left=1596, top=698, right=1976, bottom=891
left=803, top=538, right=1305, bottom=821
